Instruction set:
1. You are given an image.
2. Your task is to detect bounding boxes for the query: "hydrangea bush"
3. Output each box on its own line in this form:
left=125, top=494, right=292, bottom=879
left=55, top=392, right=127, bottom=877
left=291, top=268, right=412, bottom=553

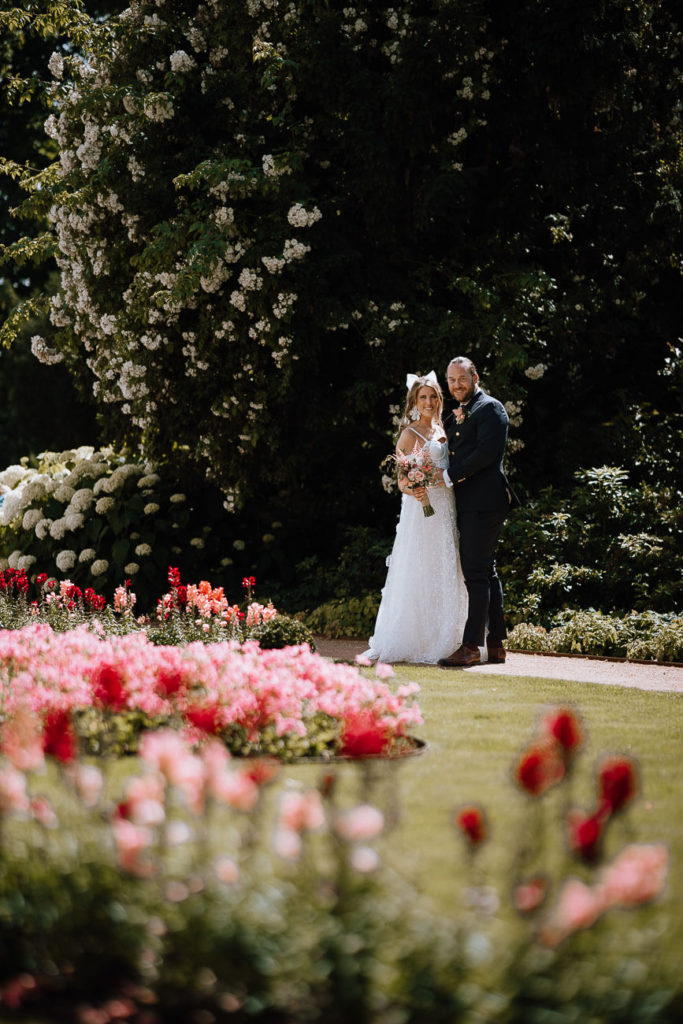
left=0, top=446, right=228, bottom=606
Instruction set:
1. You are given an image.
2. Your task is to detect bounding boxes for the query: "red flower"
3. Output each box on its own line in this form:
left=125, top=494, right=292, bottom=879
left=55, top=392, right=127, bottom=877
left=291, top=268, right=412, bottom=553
left=515, top=741, right=565, bottom=796
left=168, top=566, right=182, bottom=589
left=339, top=709, right=389, bottom=757
left=156, top=668, right=184, bottom=697
left=454, top=804, right=487, bottom=847
left=598, top=756, right=638, bottom=814
left=243, top=759, right=281, bottom=786
left=84, top=587, right=106, bottom=611
left=175, top=584, right=188, bottom=606
left=92, top=664, right=128, bottom=711
left=544, top=707, right=583, bottom=754
left=185, top=704, right=222, bottom=734
left=567, top=808, right=606, bottom=863
left=36, top=573, right=48, bottom=588
left=66, top=584, right=82, bottom=602
left=42, top=709, right=77, bottom=763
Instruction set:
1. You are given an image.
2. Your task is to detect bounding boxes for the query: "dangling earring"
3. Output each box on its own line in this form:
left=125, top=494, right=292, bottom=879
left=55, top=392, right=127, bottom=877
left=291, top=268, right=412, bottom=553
left=410, top=406, right=420, bottom=421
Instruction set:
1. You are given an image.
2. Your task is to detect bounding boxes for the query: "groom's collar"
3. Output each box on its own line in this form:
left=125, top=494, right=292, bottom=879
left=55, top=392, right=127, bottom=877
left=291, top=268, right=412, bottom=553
left=460, top=386, right=483, bottom=410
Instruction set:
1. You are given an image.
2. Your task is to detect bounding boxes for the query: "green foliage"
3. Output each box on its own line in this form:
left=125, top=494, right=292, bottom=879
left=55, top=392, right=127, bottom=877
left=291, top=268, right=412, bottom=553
left=508, top=609, right=683, bottom=662
left=501, top=466, right=682, bottom=621
left=248, top=613, right=316, bottom=651
left=305, top=594, right=381, bottom=640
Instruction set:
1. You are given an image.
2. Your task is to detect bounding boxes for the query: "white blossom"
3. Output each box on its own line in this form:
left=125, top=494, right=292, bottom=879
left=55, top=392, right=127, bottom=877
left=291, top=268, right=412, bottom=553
left=144, top=502, right=160, bottom=515
left=79, top=548, right=96, bottom=563
left=91, top=559, right=109, bottom=576
left=56, top=549, right=77, bottom=572
left=22, top=508, right=43, bottom=531
left=135, top=543, right=152, bottom=557
left=124, top=562, right=140, bottom=574
left=95, top=497, right=115, bottom=514
left=169, top=50, right=196, bottom=73
left=286, top=203, right=322, bottom=228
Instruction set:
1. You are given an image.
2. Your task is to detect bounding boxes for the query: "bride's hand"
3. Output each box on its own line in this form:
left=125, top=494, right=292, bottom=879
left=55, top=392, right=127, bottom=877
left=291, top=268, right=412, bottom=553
left=411, top=485, right=427, bottom=501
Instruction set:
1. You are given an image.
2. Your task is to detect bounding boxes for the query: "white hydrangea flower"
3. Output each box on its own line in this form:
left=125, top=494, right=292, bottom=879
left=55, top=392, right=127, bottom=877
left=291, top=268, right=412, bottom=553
left=17, top=554, right=37, bottom=571
left=135, top=543, right=152, bottom=557
left=54, top=484, right=76, bottom=503
left=190, top=537, right=204, bottom=548
left=144, top=503, right=160, bottom=515
left=22, top=508, right=43, bottom=531
left=91, top=559, right=109, bottom=576
left=49, top=519, right=67, bottom=540
left=70, top=488, right=94, bottom=511
left=0, top=465, right=30, bottom=489
left=56, top=549, right=77, bottom=572
left=7, top=550, right=22, bottom=569
left=64, top=512, right=84, bottom=531
left=79, top=548, right=96, bottom=563
left=0, top=491, right=26, bottom=526
left=170, top=493, right=186, bottom=503
left=137, top=474, right=160, bottom=488
left=124, top=562, right=140, bottom=575
left=35, top=519, right=52, bottom=540
left=95, top=497, right=115, bottom=514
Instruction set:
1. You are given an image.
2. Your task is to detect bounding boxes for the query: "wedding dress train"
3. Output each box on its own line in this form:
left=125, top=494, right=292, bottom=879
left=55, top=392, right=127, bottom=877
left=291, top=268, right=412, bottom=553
left=363, top=484, right=468, bottom=664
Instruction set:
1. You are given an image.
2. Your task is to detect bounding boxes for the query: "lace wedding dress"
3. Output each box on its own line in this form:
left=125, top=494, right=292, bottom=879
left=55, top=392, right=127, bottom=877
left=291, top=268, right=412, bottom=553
left=363, top=441, right=468, bottom=664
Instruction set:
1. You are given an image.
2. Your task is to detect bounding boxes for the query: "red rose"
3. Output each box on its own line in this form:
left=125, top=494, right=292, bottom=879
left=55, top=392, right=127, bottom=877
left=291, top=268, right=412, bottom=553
left=567, top=808, right=605, bottom=863
left=544, top=707, right=583, bottom=754
left=339, top=710, right=388, bottom=757
left=598, top=757, right=638, bottom=814
left=185, top=704, right=222, bottom=734
left=156, top=668, right=184, bottom=697
left=92, top=664, right=128, bottom=711
left=515, top=741, right=565, bottom=796
left=454, top=804, right=487, bottom=847
left=42, top=709, right=77, bottom=763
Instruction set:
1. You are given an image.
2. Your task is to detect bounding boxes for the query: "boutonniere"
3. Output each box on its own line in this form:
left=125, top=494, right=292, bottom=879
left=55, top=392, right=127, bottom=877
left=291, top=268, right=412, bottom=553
left=454, top=406, right=469, bottom=425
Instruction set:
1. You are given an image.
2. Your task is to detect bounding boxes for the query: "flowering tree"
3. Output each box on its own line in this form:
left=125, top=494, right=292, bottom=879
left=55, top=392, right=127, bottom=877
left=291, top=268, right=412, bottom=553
left=1, top=0, right=680, bottom=555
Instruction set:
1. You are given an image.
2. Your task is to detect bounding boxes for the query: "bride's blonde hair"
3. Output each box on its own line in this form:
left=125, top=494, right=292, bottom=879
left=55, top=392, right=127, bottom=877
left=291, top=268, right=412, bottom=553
left=400, top=376, right=444, bottom=432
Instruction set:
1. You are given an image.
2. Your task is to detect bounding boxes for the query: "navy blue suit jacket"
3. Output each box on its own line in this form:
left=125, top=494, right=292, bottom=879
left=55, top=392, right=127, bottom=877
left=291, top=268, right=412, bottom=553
left=445, top=388, right=516, bottom=513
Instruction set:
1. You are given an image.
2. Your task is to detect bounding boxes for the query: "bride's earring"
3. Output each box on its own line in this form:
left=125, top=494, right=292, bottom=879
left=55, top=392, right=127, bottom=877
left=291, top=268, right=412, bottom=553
left=410, top=406, right=420, bottom=421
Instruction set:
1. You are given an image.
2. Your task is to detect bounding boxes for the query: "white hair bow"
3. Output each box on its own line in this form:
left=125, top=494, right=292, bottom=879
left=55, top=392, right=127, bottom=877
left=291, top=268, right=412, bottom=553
left=406, top=370, right=438, bottom=390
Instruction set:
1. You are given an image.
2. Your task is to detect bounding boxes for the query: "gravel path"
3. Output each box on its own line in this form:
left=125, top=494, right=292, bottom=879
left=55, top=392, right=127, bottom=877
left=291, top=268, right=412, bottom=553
left=313, top=639, right=683, bottom=693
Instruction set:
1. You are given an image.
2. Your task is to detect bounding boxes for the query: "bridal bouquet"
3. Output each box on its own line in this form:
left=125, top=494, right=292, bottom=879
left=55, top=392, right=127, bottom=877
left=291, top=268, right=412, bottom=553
left=394, top=443, right=444, bottom=517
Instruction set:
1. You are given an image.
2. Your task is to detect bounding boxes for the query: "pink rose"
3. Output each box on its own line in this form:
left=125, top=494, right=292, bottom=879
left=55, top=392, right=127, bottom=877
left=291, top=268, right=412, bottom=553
left=334, top=803, right=384, bottom=842
left=599, top=843, right=669, bottom=908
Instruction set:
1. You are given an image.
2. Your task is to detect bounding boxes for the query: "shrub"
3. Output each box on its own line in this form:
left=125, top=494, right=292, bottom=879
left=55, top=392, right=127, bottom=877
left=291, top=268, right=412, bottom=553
left=506, top=622, right=554, bottom=653
left=249, top=613, right=316, bottom=651
left=0, top=447, right=229, bottom=608
left=305, top=595, right=380, bottom=640
left=508, top=608, right=682, bottom=662
left=501, top=466, right=681, bottom=622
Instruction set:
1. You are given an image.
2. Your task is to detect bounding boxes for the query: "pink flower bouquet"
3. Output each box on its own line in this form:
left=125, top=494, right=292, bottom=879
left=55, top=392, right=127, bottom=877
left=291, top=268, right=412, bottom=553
left=394, top=443, right=443, bottom=517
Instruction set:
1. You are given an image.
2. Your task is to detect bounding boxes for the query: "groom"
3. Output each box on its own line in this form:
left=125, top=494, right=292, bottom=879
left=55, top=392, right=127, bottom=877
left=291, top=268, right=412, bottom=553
left=438, top=356, right=518, bottom=667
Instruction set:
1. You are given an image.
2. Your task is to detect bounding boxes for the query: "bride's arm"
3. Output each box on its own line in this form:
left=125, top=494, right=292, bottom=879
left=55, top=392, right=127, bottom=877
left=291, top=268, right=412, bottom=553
left=396, top=429, right=427, bottom=500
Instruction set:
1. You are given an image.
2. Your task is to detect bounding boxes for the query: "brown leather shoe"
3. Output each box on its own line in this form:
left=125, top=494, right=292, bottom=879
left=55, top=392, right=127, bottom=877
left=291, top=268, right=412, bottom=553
left=438, top=643, right=481, bottom=668
left=487, top=643, right=506, bottom=664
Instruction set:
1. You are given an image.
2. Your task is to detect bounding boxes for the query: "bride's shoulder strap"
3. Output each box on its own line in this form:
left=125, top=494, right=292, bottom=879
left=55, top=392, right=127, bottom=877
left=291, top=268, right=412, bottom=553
left=408, top=427, right=427, bottom=443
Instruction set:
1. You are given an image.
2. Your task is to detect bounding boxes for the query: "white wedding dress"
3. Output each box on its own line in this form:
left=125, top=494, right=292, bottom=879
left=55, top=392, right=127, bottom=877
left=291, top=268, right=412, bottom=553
left=363, top=434, right=468, bottom=664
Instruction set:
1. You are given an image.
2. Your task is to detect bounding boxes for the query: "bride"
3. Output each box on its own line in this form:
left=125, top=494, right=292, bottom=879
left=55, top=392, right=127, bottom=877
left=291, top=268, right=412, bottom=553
left=363, top=372, right=468, bottom=664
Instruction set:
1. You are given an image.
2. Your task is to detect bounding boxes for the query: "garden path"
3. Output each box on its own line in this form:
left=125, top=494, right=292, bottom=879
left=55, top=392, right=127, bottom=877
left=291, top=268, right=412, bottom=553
left=313, top=639, right=683, bottom=693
